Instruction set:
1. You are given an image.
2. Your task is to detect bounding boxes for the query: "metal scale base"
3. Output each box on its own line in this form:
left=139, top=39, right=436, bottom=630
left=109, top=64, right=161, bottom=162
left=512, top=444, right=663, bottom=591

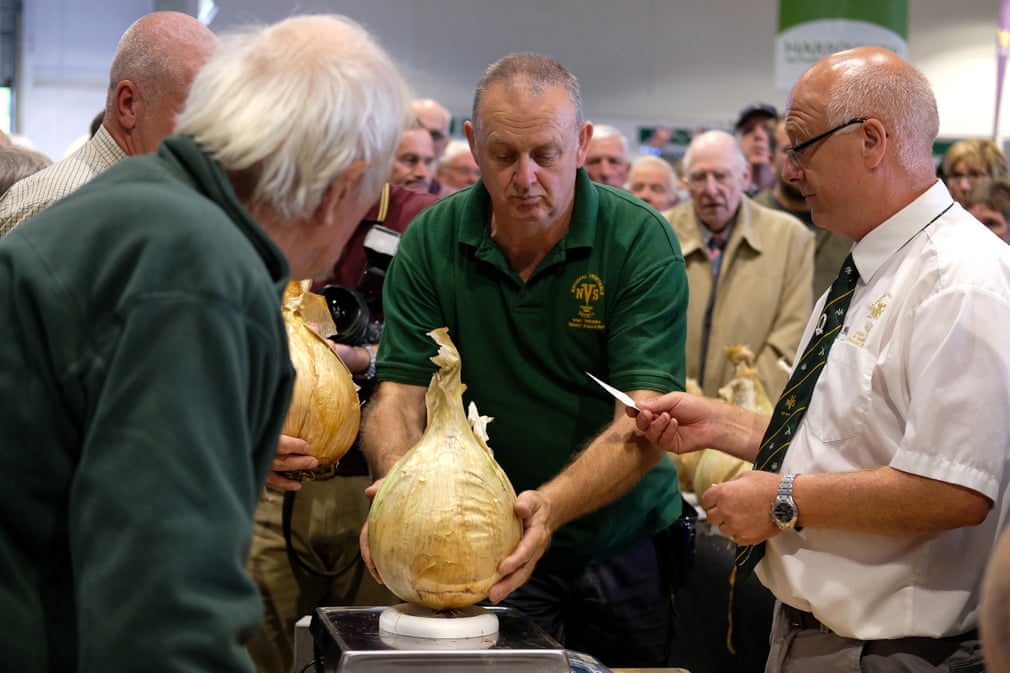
left=310, top=604, right=574, bottom=673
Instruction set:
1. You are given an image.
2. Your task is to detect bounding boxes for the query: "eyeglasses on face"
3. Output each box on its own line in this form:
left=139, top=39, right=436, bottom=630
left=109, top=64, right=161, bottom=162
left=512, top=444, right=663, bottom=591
left=784, top=117, right=867, bottom=166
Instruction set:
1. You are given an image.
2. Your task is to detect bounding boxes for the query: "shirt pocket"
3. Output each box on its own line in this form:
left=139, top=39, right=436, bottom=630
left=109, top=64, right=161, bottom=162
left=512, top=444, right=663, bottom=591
left=804, top=340, right=874, bottom=443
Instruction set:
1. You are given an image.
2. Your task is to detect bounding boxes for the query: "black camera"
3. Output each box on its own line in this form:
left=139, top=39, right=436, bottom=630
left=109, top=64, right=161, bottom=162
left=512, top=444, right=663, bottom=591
left=321, top=224, right=401, bottom=346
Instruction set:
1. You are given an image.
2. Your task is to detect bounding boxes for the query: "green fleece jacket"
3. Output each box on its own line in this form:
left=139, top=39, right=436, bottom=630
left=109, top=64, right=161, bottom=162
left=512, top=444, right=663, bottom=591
left=0, top=135, right=294, bottom=673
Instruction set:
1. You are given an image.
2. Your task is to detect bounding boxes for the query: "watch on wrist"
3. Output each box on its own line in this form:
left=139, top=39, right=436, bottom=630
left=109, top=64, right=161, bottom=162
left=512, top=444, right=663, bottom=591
left=355, top=344, right=376, bottom=381
left=770, top=473, right=800, bottom=531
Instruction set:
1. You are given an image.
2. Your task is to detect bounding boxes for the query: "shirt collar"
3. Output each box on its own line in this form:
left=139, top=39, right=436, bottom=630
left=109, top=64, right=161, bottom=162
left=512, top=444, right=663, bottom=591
left=699, top=222, right=734, bottom=248
left=851, top=180, right=954, bottom=282
left=90, top=124, right=128, bottom=165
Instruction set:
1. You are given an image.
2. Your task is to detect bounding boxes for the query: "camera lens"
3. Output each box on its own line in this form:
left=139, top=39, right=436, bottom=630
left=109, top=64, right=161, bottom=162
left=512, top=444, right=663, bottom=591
left=319, top=285, right=372, bottom=345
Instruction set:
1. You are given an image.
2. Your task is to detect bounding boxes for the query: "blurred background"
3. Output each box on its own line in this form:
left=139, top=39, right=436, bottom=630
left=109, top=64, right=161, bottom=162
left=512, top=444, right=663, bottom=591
left=3, top=0, right=1007, bottom=162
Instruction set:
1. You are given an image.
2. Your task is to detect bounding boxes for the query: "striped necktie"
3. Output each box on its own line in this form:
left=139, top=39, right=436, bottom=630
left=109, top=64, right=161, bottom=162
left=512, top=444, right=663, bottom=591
left=735, top=252, right=859, bottom=576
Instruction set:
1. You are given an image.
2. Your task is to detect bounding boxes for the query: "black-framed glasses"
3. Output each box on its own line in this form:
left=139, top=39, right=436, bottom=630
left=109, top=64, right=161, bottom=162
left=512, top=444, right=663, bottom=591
left=784, top=117, right=867, bottom=166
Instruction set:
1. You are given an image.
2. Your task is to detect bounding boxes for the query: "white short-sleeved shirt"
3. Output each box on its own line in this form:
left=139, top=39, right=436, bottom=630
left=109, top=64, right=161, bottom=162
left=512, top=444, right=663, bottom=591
left=757, top=180, right=1010, bottom=640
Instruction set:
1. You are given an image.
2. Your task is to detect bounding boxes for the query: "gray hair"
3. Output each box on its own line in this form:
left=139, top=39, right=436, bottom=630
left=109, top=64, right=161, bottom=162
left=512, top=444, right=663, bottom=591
left=175, top=14, right=411, bottom=221
left=0, top=146, right=52, bottom=196
left=628, top=154, right=676, bottom=183
left=439, top=138, right=473, bottom=168
left=471, top=53, right=583, bottom=138
left=824, top=58, right=938, bottom=172
left=590, top=123, right=629, bottom=157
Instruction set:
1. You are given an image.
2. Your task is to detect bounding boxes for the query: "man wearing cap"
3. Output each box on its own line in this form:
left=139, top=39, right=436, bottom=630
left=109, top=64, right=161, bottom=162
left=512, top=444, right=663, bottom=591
left=734, top=102, right=778, bottom=197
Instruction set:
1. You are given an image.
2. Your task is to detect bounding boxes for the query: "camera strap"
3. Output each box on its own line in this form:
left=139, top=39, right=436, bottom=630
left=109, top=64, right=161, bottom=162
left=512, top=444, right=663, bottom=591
left=374, top=182, right=391, bottom=223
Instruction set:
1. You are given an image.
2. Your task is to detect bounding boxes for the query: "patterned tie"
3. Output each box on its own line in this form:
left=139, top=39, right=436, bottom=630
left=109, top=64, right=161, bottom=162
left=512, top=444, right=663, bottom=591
left=734, top=252, right=859, bottom=576
left=708, top=235, right=727, bottom=281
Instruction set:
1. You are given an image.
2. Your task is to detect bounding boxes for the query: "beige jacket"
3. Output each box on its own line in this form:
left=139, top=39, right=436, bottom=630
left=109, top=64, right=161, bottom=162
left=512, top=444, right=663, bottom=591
left=664, top=197, right=814, bottom=399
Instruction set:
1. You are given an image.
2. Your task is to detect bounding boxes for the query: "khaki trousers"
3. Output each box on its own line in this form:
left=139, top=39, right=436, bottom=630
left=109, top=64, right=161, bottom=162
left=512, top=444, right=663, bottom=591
left=246, top=477, right=395, bottom=673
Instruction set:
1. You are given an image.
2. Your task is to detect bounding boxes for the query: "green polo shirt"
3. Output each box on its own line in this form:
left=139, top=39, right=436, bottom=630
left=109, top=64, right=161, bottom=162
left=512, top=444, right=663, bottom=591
left=378, top=169, right=687, bottom=564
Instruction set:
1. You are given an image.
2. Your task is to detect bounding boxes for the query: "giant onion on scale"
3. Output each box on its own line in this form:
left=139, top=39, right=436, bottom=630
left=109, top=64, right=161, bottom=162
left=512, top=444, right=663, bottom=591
left=368, top=328, right=522, bottom=638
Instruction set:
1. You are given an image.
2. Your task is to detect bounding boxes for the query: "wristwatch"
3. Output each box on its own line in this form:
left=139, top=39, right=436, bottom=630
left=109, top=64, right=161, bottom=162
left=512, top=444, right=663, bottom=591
left=770, top=473, right=800, bottom=531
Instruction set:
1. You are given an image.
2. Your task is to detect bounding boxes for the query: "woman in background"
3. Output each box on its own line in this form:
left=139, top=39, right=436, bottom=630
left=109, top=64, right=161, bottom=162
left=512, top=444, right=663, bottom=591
left=941, top=138, right=1008, bottom=206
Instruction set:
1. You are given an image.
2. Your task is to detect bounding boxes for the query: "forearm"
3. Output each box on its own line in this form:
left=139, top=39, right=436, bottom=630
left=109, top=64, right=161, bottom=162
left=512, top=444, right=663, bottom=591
left=359, top=381, right=426, bottom=477
left=538, top=395, right=666, bottom=532
left=793, top=467, right=991, bottom=535
left=711, top=402, right=768, bottom=463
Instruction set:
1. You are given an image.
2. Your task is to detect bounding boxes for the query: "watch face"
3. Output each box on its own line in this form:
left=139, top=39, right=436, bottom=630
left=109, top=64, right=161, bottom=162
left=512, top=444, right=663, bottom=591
left=773, top=499, right=795, bottom=524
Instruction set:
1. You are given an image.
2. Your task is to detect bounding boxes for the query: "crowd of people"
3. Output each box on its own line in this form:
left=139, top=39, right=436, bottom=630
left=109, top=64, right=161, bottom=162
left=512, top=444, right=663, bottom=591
left=2, top=10, right=1010, bottom=673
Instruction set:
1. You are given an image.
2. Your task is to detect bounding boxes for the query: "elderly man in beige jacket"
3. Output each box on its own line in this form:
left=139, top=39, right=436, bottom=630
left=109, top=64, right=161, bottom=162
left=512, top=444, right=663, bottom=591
left=665, top=130, right=814, bottom=400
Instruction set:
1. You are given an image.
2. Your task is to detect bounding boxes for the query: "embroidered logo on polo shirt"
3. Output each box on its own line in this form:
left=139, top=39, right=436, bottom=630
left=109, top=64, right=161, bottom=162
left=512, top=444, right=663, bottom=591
left=568, top=274, right=605, bottom=330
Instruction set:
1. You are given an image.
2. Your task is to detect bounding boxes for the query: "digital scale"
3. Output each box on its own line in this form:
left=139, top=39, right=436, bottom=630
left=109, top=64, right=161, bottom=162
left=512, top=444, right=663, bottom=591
left=308, top=604, right=613, bottom=673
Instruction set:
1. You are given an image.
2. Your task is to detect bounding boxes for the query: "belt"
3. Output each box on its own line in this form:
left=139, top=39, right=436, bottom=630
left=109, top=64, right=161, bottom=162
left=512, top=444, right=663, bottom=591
left=277, top=447, right=371, bottom=483
left=781, top=603, right=981, bottom=650
left=782, top=603, right=832, bottom=634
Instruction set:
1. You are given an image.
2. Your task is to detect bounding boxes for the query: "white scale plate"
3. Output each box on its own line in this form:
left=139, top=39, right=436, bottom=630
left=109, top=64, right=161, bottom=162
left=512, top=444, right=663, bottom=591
left=378, top=603, right=499, bottom=640
left=310, top=604, right=572, bottom=672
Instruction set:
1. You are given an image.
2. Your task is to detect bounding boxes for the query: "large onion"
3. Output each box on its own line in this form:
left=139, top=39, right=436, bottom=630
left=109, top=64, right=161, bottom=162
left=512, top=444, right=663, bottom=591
left=280, top=280, right=360, bottom=472
left=367, top=327, right=522, bottom=610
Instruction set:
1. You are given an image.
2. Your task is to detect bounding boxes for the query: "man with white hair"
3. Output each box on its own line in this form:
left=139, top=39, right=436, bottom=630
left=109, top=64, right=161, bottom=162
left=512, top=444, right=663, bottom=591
left=0, top=14, right=410, bottom=673
left=435, top=138, right=480, bottom=195
left=626, top=154, right=680, bottom=211
left=665, top=130, right=813, bottom=399
left=584, top=123, right=630, bottom=187
left=0, top=11, right=218, bottom=235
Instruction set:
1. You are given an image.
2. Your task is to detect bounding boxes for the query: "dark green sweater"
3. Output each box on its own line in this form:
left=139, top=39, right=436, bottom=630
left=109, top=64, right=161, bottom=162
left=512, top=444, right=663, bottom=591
left=0, top=135, right=294, bottom=673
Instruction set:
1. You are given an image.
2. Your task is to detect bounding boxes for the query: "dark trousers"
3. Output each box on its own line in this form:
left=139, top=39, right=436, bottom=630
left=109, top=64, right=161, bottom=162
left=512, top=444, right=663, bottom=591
left=495, top=533, right=678, bottom=668
left=668, top=520, right=776, bottom=673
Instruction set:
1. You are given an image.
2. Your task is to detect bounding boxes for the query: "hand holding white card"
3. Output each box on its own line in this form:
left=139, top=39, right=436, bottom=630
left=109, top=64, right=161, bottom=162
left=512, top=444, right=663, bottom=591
left=585, top=371, right=640, bottom=411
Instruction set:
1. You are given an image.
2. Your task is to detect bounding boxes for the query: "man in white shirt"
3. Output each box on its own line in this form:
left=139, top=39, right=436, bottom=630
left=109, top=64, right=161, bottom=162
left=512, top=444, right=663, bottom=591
left=0, top=11, right=217, bottom=236
left=632, top=46, right=1010, bottom=672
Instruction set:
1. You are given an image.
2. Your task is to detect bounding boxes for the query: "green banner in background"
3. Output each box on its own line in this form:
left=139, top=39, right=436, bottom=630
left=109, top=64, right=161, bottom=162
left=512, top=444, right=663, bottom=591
left=775, top=0, right=908, bottom=91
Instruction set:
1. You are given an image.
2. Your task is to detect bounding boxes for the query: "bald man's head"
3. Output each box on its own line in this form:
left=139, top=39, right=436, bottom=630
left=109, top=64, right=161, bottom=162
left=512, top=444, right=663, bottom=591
left=105, top=11, right=218, bottom=154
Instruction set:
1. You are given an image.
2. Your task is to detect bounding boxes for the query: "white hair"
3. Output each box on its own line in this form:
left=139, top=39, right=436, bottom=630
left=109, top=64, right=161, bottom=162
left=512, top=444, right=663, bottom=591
left=627, top=154, right=676, bottom=185
left=174, top=14, right=411, bottom=220
left=591, top=123, right=629, bottom=156
left=824, top=58, right=938, bottom=172
left=439, top=138, right=472, bottom=167
left=683, top=130, right=747, bottom=175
